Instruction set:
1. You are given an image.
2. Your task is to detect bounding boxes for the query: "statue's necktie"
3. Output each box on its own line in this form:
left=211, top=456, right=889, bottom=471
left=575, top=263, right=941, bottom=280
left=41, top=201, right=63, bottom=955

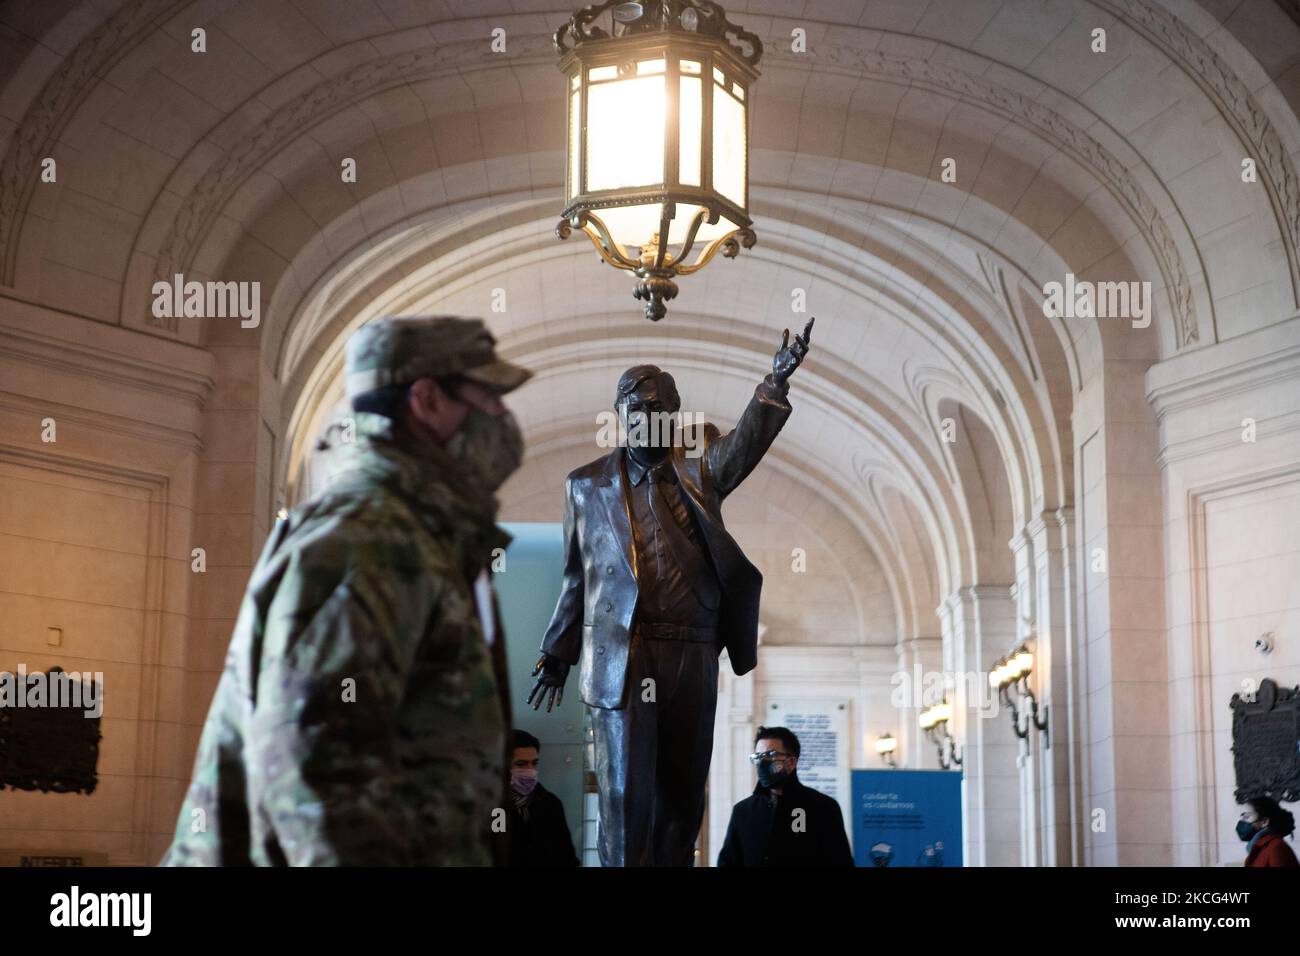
left=647, top=466, right=719, bottom=608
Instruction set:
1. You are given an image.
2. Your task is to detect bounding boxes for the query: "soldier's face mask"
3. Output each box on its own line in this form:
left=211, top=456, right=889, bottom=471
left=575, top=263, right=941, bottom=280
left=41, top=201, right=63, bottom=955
left=447, top=405, right=523, bottom=491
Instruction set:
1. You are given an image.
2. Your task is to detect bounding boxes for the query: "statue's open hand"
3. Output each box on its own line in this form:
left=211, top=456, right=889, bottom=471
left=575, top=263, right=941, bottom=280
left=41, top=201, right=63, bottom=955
left=773, top=316, right=814, bottom=385
left=527, top=654, right=570, bottom=712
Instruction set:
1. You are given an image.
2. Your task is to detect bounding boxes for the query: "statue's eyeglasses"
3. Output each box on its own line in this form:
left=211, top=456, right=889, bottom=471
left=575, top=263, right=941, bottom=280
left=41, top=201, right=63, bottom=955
left=748, top=750, right=791, bottom=765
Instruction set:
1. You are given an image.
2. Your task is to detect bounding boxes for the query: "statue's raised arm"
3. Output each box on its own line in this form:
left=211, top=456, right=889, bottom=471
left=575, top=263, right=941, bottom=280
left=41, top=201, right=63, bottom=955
left=704, top=317, right=814, bottom=498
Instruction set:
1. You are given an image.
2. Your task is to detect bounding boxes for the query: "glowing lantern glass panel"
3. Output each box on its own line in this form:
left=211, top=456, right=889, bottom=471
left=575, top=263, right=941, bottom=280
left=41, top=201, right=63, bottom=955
left=679, top=75, right=701, bottom=186
left=586, top=69, right=665, bottom=193
left=713, top=80, right=746, bottom=208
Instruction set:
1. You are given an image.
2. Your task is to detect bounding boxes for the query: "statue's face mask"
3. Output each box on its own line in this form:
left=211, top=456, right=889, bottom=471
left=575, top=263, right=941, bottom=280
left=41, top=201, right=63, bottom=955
left=619, top=377, right=677, bottom=452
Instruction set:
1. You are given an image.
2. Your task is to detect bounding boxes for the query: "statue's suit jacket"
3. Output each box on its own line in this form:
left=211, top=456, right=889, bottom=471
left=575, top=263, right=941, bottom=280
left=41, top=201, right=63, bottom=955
left=541, top=377, right=792, bottom=709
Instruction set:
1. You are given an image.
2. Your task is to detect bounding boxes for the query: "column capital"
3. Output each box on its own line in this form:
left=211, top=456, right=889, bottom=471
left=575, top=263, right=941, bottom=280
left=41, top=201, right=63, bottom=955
left=970, top=583, right=1013, bottom=602
left=939, top=588, right=969, bottom=615
left=940, top=585, right=1012, bottom=614
left=898, top=634, right=943, bottom=652
left=1020, top=508, right=1074, bottom=548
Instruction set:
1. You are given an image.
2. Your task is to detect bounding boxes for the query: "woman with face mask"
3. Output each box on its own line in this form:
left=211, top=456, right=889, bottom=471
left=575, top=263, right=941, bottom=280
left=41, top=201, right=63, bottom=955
left=1238, top=797, right=1299, bottom=867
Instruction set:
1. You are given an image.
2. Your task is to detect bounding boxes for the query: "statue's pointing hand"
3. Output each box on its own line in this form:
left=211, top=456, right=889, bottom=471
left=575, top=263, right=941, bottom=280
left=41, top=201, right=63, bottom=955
left=773, top=316, right=814, bottom=385
left=527, top=654, right=570, bottom=712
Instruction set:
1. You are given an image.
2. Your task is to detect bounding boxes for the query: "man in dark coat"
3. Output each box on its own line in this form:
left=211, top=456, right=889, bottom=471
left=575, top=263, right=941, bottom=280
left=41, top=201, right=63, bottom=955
left=528, top=321, right=814, bottom=867
left=718, top=726, right=854, bottom=867
left=506, top=730, right=579, bottom=867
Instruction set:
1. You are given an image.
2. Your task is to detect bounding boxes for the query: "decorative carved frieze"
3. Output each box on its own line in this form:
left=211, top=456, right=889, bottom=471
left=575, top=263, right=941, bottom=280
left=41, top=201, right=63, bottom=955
left=9, top=1, right=1294, bottom=350
left=776, top=44, right=1201, bottom=347
left=0, top=0, right=188, bottom=285
left=1094, top=0, right=1300, bottom=305
left=151, top=35, right=1207, bottom=346
left=146, top=34, right=556, bottom=331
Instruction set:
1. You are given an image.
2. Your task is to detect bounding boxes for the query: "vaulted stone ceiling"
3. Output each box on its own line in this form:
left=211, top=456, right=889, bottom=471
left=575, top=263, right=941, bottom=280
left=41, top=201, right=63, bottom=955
left=2, top=0, right=1297, bottom=647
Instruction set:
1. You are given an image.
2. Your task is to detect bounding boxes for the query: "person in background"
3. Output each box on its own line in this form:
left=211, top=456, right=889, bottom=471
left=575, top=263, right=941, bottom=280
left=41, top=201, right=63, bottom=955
left=507, top=729, right=579, bottom=867
left=1239, top=797, right=1299, bottom=867
left=717, top=726, right=853, bottom=867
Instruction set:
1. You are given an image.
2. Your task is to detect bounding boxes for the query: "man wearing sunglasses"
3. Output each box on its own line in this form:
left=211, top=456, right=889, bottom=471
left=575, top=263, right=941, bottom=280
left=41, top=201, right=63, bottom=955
left=717, top=726, right=853, bottom=867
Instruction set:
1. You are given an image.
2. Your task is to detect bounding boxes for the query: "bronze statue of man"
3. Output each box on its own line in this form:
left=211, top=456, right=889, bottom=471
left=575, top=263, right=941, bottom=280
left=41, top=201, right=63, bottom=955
left=528, top=319, right=814, bottom=866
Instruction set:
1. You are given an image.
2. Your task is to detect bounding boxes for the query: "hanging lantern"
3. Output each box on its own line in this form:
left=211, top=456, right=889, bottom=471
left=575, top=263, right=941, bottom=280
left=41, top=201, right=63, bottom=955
left=555, top=0, right=762, bottom=321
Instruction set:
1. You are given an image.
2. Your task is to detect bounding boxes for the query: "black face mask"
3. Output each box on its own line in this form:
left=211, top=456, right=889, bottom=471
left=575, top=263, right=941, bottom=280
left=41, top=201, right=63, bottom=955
left=757, top=761, right=791, bottom=789
left=1236, top=819, right=1258, bottom=842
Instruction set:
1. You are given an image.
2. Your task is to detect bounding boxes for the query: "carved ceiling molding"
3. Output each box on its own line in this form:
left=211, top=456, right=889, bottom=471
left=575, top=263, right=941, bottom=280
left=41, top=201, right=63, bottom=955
left=0, top=0, right=190, bottom=286
left=12, top=11, right=1244, bottom=348
left=851, top=457, right=944, bottom=621
left=14, top=20, right=1209, bottom=348
left=1092, top=0, right=1300, bottom=304
left=4, top=3, right=1292, bottom=345
left=777, top=44, right=1202, bottom=348
left=856, top=468, right=910, bottom=550
left=144, top=33, right=556, bottom=331
left=149, top=34, right=1207, bottom=348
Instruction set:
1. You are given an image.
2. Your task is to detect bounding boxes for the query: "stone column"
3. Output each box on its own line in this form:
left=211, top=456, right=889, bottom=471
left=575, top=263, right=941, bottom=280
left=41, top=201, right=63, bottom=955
left=937, top=594, right=976, bottom=864
left=1024, top=508, right=1078, bottom=866
left=939, top=586, right=1018, bottom=866
left=970, top=585, right=1021, bottom=867
left=1074, top=360, right=1172, bottom=866
left=895, top=634, right=942, bottom=771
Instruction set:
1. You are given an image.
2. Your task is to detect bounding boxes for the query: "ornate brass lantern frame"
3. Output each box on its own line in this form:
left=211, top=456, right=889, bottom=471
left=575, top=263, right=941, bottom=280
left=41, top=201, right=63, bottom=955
left=555, top=1, right=762, bottom=321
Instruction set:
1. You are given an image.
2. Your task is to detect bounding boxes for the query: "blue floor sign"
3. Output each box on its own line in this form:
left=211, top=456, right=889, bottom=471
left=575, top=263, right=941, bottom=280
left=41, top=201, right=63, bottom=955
left=850, top=769, right=963, bottom=867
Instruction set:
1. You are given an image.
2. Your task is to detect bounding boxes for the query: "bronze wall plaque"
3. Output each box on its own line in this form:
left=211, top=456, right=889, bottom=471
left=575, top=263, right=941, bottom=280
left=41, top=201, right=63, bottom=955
left=1230, top=678, right=1300, bottom=802
left=0, top=667, right=102, bottom=795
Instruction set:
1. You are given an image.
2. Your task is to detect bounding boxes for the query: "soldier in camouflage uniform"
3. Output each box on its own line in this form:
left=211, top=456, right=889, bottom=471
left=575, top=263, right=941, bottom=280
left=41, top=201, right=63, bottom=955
left=163, top=317, right=531, bottom=866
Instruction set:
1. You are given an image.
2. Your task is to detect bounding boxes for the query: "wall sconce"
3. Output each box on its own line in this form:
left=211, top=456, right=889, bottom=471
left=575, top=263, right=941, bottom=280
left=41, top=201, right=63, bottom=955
left=874, top=732, right=898, bottom=768
left=989, top=642, right=1049, bottom=745
left=918, top=698, right=962, bottom=769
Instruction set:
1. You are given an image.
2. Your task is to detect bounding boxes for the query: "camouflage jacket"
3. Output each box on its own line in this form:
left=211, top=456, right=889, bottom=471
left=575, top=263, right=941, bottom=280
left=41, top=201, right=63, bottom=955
left=162, top=413, right=512, bottom=866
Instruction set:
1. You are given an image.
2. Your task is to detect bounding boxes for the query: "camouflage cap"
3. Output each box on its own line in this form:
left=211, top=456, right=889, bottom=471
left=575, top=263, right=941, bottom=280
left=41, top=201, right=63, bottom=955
left=345, top=316, right=532, bottom=398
